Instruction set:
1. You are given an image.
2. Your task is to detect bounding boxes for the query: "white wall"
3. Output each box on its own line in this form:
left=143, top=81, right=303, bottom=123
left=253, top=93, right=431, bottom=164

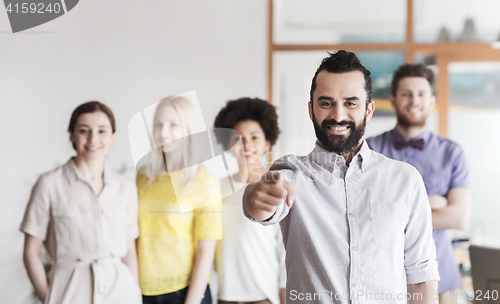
left=0, top=0, right=267, bottom=302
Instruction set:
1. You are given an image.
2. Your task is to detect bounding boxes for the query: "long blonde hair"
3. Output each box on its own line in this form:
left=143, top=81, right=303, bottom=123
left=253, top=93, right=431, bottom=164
left=145, top=96, right=201, bottom=187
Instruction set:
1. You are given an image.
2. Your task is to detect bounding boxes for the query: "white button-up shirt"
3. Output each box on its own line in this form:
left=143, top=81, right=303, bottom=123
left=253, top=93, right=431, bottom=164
left=244, top=140, right=439, bottom=303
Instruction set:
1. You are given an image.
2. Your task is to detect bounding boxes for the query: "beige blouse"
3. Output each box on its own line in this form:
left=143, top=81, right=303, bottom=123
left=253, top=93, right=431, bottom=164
left=21, top=158, right=142, bottom=304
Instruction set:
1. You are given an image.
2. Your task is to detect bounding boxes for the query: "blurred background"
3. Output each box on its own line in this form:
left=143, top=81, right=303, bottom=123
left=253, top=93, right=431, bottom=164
left=1, top=0, right=499, bottom=302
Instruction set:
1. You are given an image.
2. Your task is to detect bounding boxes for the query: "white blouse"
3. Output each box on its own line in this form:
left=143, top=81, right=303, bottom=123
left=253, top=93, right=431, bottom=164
left=215, top=179, right=286, bottom=304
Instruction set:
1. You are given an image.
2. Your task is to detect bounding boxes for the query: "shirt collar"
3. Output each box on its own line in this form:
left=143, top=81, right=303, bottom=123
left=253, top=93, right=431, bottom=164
left=311, top=138, right=371, bottom=172
left=390, top=127, right=431, bottom=148
left=64, top=157, right=117, bottom=186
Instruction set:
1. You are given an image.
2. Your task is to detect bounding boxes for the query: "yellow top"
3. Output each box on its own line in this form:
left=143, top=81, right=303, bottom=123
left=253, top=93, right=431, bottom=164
left=136, top=166, right=222, bottom=295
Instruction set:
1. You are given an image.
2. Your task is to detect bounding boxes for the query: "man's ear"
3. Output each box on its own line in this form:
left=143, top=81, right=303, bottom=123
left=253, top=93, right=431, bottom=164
left=365, top=100, right=375, bottom=123
left=430, top=95, right=437, bottom=109
left=389, top=95, right=396, bottom=110
left=308, top=101, right=313, bottom=122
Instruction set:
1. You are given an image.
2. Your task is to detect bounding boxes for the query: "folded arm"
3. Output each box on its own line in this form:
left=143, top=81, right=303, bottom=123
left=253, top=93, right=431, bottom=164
left=431, top=188, right=470, bottom=230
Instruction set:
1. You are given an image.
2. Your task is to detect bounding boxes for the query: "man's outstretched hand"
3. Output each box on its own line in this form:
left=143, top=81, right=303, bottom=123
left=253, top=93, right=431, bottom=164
left=243, top=171, right=295, bottom=221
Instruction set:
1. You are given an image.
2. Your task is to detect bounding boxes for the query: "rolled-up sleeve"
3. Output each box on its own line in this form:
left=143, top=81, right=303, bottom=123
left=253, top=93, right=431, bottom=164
left=20, top=175, right=50, bottom=240
left=404, top=169, right=440, bottom=284
left=449, top=145, right=469, bottom=189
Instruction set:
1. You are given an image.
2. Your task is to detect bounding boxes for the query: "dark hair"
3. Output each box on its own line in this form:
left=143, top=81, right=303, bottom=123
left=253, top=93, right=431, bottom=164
left=391, top=63, right=435, bottom=96
left=213, top=97, right=280, bottom=149
left=68, top=101, right=116, bottom=150
left=310, top=50, right=372, bottom=107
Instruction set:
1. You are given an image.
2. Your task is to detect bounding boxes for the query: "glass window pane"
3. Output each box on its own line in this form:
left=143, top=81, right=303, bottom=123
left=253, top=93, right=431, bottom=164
left=273, top=51, right=405, bottom=156
left=274, top=0, right=406, bottom=45
left=450, top=62, right=500, bottom=108
left=448, top=62, right=500, bottom=246
left=413, top=0, right=500, bottom=44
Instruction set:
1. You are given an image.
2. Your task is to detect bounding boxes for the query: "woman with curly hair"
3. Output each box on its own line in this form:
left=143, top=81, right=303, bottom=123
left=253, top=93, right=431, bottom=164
left=213, top=97, right=285, bottom=304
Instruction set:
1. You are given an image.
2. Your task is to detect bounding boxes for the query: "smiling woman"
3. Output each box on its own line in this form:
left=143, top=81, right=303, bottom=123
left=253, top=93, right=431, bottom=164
left=20, top=101, right=142, bottom=304
left=213, top=98, right=286, bottom=304
left=67, top=101, right=116, bottom=152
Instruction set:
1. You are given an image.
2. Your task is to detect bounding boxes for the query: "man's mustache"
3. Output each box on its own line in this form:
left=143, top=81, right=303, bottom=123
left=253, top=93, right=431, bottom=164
left=321, top=119, right=355, bottom=129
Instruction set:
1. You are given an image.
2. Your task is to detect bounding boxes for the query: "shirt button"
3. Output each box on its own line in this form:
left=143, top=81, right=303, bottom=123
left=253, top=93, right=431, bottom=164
left=346, top=178, right=351, bottom=182
left=349, top=213, right=354, bottom=217
left=329, top=167, right=333, bottom=172
left=352, top=246, right=357, bottom=251
left=352, top=283, right=357, bottom=287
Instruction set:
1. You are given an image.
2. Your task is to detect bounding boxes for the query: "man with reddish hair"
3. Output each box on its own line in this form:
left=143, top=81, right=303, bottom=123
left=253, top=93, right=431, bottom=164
left=368, top=63, right=471, bottom=304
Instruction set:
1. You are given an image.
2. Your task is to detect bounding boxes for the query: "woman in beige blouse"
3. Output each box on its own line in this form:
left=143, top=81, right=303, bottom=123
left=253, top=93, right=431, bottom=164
left=21, top=101, right=142, bottom=304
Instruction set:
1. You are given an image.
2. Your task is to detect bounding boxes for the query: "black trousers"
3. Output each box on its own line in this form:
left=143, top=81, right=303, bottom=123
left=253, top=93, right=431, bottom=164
left=142, top=285, right=212, bottom=304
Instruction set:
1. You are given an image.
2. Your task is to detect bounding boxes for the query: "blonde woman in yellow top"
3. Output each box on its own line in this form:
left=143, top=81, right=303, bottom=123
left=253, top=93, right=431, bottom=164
left=137, top=96, right=222, bottom=304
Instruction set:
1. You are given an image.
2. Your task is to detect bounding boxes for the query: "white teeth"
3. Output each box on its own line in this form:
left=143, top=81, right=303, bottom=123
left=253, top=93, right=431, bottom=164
left=329, top=126, right=347, bottom=131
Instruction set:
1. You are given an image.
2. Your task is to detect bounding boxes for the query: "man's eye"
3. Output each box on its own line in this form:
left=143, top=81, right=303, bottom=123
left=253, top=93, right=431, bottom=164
left=321, top=101, right=332, bottom=107
left=99, top=130, right=107, bottom=133
left=78, top=129, right=88, bottom=133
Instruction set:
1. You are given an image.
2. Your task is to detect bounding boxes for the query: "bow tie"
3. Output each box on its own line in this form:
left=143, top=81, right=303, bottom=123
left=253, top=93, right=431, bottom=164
left=394, top=137, right=424, bottom=150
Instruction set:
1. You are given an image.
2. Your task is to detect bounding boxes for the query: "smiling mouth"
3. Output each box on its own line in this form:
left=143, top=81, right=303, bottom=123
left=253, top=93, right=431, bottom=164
left=326, top=125, right=351, bottom=135
left=327, top=125, right=349, bottom=131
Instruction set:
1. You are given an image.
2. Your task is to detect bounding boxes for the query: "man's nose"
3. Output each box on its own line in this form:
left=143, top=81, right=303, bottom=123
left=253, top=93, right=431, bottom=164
left=330, top=105, right=348, bottom=122
left=408, top=93, right=417, bottom=105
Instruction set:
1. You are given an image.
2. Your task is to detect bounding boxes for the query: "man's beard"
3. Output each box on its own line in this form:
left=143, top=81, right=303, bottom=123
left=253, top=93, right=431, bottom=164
left=395, top=110, right=426, bottom=129
left=312, top=109, right=367, bottom=154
